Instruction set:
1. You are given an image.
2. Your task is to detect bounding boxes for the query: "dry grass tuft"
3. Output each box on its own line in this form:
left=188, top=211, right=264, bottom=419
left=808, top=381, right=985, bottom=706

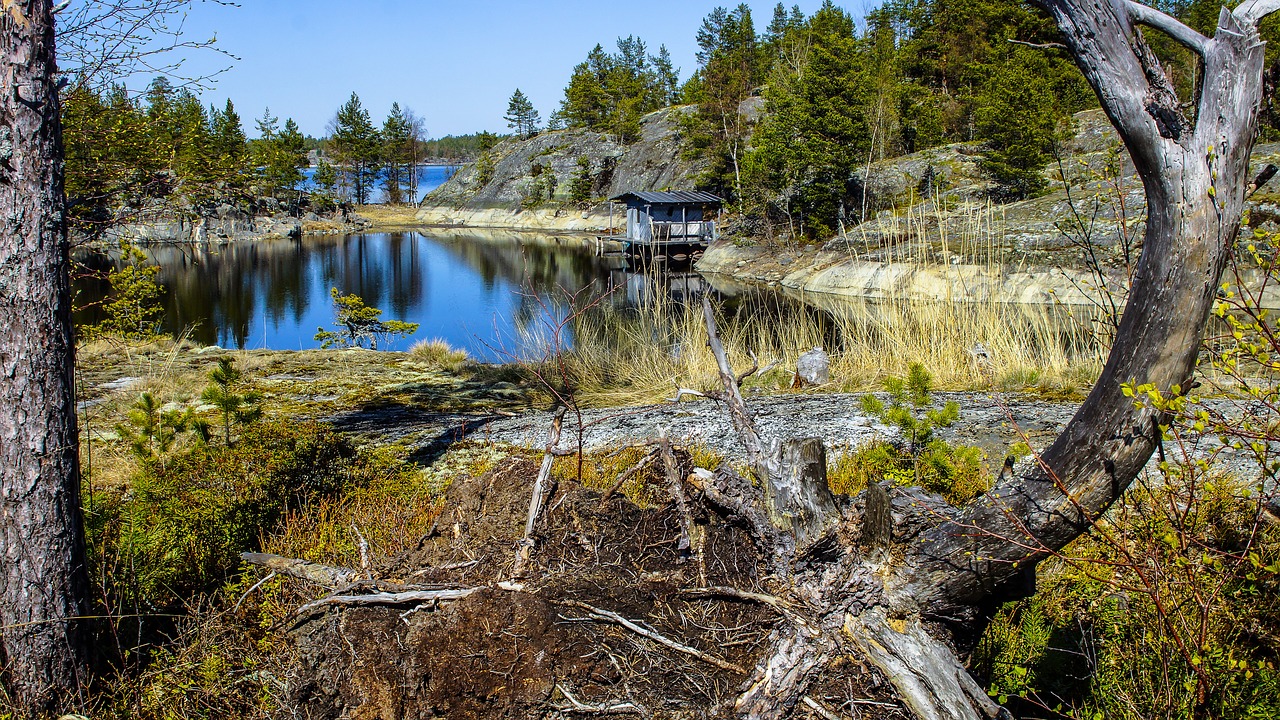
left=409, top=337, right=471, bottom=373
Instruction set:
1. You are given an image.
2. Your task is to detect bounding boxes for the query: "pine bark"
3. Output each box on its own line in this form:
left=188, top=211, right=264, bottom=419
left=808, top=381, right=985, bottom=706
left=0, top=0, right=90, bottom=713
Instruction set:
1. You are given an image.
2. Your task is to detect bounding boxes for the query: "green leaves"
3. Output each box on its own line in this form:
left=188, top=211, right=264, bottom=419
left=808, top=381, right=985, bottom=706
left=84, top=244, right=166, bottom=342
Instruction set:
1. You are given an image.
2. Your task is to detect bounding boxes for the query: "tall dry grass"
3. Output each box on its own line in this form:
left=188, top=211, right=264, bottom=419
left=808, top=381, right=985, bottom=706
left=547, top=288, right=1103, bottom=408
left=540, top=199, right=1105, bottom=407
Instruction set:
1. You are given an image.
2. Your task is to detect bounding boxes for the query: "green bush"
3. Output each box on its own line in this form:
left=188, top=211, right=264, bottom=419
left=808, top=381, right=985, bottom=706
left=973, top=474, right=1280, bottom=718
left=87, top=420, right=379, bottom=606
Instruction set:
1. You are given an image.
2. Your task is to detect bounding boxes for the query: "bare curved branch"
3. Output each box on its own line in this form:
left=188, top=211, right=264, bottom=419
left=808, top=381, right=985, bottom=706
left=1126, top=0, right=1210, bottom=56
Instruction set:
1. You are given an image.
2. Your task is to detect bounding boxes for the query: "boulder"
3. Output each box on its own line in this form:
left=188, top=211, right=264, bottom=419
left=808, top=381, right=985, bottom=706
left=796, top=347, right=831, bottom=386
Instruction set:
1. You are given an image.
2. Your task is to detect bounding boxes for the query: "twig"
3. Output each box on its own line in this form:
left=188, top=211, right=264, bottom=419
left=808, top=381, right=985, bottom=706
left=667, top=384, right=709, bottom=403
left=677, top=586, right=818, bottom=636
left=557, top=599, right=748, bottom=674
left=1007, top=38, right=1067, bottom=50
left=296, top=587, right=481, bottom=615
left=598, top=448, right=660, bottom=507
left=660, top=429, right=702, bottom=581
left=554, top=682, right=647, bottom=715
left=802, top=696, right=847, bottom=720
left=513, top=406, right=568, bottom=578
left=234, top=571, right=277, bottom=613
left=701, top=295, right=768, bottom=474
left=405, top=559, right=480, bottom=579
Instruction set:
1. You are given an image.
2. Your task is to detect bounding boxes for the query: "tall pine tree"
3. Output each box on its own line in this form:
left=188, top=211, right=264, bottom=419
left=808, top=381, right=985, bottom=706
left=329, top=92, right=381, bottom=204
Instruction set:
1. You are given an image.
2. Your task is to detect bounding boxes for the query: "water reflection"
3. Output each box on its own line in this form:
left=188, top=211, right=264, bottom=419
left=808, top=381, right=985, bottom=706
left=74, top=232, right=635, bottom=358
left=73, top=231, right=1103, bottom=376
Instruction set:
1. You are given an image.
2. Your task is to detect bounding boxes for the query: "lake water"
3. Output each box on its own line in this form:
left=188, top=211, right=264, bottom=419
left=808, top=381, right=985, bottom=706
left=73, top=232, right=708, bottom=360
left=300, top=165, right=459, bottom=204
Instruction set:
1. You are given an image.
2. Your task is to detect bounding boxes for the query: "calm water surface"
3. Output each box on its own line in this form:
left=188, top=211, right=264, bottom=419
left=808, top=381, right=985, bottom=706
left=300, top=165, right=459, bottom=204
left=73, top=232, right=707, bottom=360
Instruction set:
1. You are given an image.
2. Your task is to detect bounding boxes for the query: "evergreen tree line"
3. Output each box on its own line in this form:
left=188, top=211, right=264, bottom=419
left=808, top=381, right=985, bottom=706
left=550, top=0, right=1280, bottom=240
left=554, top=36, right=681, bottom=142
left=316, top=92, right=428, bottom=205
left=62, top=83, right=445, bottom=234
left=62, top=77, right=267, bottom=237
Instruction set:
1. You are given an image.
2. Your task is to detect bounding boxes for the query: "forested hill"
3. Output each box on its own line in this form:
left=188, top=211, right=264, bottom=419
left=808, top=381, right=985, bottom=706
left=431, top=0, right=1280, bottom=241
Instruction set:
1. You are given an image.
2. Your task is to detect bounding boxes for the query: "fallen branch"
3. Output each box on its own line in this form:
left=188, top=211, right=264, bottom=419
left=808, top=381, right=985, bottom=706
left=801, top=696, right=846, bottom=720
left=701, top=295, right=766, bottom=473
left=554, top=682, right=647, bottom=715
left=557, top=599, right=748, bottom=675
left=296, top=587, right=482, bottom=615
left=234, top=571, right=277, bottom=613
left=405, top=559, right=481, bottom=579
left=513, top=405, right=568, bottom=578
left=598, top=447, right=660, bottom=508
left=351, top=524, right=373, bottom=581
left=670, top=384, right=711, bottom=399
left=240, top=552, right=360, bottom=587
left=660, top=429, right=699, bottom=577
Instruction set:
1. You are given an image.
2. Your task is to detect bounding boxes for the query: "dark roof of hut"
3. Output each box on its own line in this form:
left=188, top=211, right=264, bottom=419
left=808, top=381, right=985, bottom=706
left=610, top=190, right=724, bottom=205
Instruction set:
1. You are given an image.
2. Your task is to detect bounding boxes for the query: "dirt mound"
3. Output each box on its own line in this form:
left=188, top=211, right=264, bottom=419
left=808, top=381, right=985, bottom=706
left=287, top=455, right=907, bottom=719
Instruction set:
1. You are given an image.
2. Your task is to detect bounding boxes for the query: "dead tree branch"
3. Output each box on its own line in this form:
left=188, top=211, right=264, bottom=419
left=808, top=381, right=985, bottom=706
left=296, top=587, right=482, bottom=615
left=554, top=683, right=648, bottom=715
left=514, top=406, right=567, bottom=578
left=240, top=552, right=360, bottom=588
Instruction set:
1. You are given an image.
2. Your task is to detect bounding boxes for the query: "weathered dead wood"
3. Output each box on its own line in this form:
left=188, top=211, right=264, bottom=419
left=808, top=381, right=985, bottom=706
left=677, top=587, right=818, bottom=637
left=800, top=696, right=847, bottom=720
left=240, top=552, right=361, bottom=587
left=701, top=295, right=769, bottom=475
left=860, top=482, right=893, bottom=551
left=659, top=429, right=703, bottom=580
left=766, top=437, right=839, bottom=553
left=351, top=524, right=372, bottom=581
left=890, top=0, right=1280, bottom=621
left=688, top=467, right=789, bottom=576
left=296, top=587, right=482, bottom=615
left=844, top=608, right=1008, bottom=720
left=557, top=599, right=749, bottom=675
left=513, top=405, right=567, bottom=577
left=734, top=626, right=831, bottom=718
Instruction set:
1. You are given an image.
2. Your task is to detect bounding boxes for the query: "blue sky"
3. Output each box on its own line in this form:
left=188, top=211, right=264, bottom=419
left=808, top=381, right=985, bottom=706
left=166, top=0, right=839, bottom=139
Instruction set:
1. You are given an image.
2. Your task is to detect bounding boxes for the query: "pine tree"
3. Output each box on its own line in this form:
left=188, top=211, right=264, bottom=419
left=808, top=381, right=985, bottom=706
left=651, top=45, right=680, bottom=106
left=504, top=89, right=541, bottom=138
left=743, top=2, right=872, bottom=238
left=253, top=107, right=305, bottom=197
left=329, top=92, right=381, bottom=204
left=381, top=102, right=414, bottom=204
left=210, top=99, right=248, bottom=187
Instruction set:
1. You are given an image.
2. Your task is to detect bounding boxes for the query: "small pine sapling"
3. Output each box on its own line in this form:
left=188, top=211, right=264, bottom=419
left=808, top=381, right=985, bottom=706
left=200, top=357, right=262, bottom=446
left=860, top=363, right=986, bottom=503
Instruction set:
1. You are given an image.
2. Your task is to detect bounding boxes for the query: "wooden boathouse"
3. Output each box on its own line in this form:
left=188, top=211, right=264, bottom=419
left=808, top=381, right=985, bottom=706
left=608, top=191, right=723, bottom=256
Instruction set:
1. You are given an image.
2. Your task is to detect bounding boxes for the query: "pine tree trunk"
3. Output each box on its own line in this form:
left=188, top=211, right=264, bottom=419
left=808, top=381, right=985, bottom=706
left=0, top=0, right=90, bottom=713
